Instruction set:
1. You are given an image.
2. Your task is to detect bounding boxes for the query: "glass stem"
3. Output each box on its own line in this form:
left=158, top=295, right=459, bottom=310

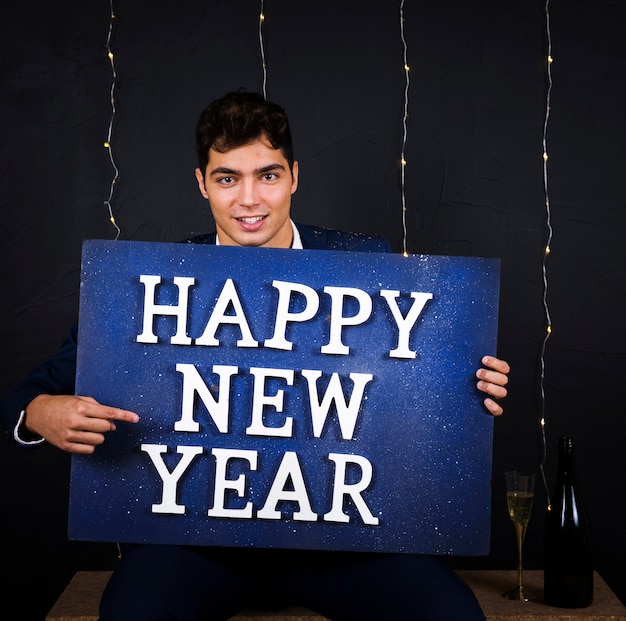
left=515, top=522, right=526, bottom=589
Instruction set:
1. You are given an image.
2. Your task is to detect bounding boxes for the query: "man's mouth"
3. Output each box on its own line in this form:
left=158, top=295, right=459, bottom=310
left=237, top=216, right=266, bottom=224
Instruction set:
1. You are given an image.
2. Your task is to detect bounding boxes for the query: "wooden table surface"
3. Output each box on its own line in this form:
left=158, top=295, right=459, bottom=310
left=46, top=569, right=626, bottom=621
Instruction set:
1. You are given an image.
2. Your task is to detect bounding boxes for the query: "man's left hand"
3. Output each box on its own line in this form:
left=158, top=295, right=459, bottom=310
left=476, top=355, right=510, bottom=416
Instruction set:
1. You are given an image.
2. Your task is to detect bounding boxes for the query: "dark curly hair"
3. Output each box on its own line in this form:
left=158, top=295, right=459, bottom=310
left=195, top=91, right=294, bottom=173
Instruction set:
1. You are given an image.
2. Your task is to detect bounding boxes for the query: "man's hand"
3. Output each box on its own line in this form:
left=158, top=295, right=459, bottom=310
left=24, top=394, right=139, bottom=454
left=476, top=355, right=510, bottom=417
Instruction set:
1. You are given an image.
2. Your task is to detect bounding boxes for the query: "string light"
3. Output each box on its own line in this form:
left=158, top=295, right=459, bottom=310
left=259, top=1, right=267, bottom=98
left=104, top=0, right=121, bottom=239
left=399, top=0, right=410, bottom=257
left=539, top=0, right=554, bottom=506
left=105, top=2, right=121, bottom=558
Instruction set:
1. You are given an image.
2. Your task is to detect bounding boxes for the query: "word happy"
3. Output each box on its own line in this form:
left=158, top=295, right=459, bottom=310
left=136, top=274, right=433, bottom=526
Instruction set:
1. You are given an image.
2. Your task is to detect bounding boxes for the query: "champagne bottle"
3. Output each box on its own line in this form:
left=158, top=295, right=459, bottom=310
left=543, top=436, right=593, bottom=608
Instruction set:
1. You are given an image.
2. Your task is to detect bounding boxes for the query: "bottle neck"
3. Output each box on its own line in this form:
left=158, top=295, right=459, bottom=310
left=556, top=437, right=576, bottom=482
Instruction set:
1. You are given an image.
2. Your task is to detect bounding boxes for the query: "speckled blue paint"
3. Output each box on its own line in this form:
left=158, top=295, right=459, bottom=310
left=69, top=240, right=500, bottom=555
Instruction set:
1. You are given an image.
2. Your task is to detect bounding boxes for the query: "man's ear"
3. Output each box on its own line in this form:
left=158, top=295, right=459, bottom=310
left=291, top=161, right=299, bottom=195
left=195, top=168, right=209, bottom=200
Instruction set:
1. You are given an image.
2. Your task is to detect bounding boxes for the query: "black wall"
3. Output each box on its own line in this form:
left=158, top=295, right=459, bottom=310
left=1, top=1, right=625, bottom=619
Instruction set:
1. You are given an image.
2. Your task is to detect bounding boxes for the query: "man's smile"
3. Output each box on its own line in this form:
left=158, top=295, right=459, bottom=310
left=237, top=216, right=266, bottom=224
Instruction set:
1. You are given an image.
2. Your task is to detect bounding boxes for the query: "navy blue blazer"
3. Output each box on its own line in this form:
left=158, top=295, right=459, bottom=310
left=1, top=223, right=392, bottom=434
left=185, top=222, right=392, bottom=253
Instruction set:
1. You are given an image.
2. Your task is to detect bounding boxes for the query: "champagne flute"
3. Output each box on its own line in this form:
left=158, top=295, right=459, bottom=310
left=503, top=470, right=536, bottom=601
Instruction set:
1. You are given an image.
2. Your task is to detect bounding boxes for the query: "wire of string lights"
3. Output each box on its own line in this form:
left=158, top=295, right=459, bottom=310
left=259, top=1, right=267, bottom=98
left=538, top=0, right=554, bottom=506
left=104, top=0, right=121, bottom=240
left=399, top=0, right=410, bottom=257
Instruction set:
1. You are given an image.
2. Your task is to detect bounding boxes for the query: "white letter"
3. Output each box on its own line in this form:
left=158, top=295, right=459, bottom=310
left=246, top=367, right=295, bottom=437
left=320, top=286, right=372, bottom=355
left=208, top=448, right=258, bottom=518
left=195, top=278, right=258, bottom=348
left=264, top=280, right=320, bottom=351
left=301, top=370, right=373, bottom=440
left=136, top=275, right=195, bottom=345
left=324, top=453, right=379, bottom=525
left=141, top=444, right=203, bottom=514
left=174, top=363, right=238, bottom=433
left=257, top=451, right=318, bottom=521
left=379, top=290, right=433, bottom=359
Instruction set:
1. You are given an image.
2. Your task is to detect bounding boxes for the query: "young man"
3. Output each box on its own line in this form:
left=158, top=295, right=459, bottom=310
left=2, top=91, right=509, bottom=620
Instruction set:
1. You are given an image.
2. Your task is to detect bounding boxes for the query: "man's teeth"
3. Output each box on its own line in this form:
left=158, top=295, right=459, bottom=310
left=238, top=216, right=264, bottom=223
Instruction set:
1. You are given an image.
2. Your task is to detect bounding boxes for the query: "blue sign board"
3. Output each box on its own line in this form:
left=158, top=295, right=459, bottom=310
left=69, top=239, right=500, bottom=555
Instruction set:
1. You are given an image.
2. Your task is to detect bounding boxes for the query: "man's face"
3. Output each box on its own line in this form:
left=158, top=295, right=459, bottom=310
left=195, top=136, right=299, bottom=248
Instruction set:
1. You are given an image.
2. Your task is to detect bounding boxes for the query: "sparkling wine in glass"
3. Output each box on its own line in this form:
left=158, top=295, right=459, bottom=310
left=503, top=470, right=536, bottom=601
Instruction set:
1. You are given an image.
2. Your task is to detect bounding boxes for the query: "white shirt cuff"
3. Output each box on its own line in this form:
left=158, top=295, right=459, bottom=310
left=14, top=410, right=46, bottom=446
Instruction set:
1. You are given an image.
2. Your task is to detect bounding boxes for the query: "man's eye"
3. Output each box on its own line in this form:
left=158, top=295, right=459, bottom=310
left=263, top=173, right=277, bottom=181
left=219, top=176, right=234, bottom=184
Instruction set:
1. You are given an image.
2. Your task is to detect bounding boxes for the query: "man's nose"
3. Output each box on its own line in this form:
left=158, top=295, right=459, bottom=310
left=238, top=178, right=259, bottom=206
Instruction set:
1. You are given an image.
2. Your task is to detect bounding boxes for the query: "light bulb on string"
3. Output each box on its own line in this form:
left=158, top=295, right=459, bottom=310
left=104, top=0, right=121, bottom=239
left=538, top=0, right=554, bottom=506
left=399, top=0, right=410, bottom=257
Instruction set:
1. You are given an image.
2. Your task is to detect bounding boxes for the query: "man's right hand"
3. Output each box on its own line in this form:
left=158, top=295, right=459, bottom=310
left=24, top=394, right=139, bottom=454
